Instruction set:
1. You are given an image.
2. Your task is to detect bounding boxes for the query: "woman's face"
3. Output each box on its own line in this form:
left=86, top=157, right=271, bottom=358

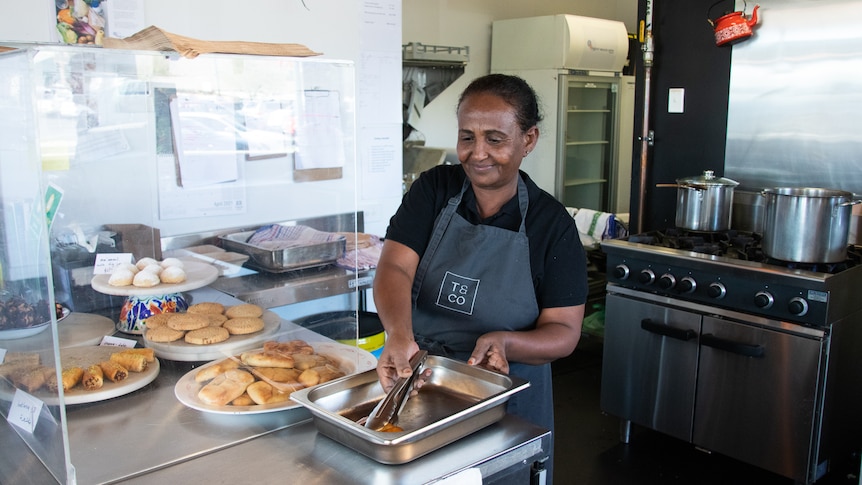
left=456, top=92, right=537, bottom=191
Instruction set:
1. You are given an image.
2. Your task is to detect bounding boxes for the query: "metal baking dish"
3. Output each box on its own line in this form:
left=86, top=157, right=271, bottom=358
left=219, top=230, right=345, bottom=273
left=290, top=355, right=529, bottom=464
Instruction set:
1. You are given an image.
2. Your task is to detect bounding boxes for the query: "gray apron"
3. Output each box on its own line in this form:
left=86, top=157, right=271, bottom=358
left=410, top=176, right=554, bottom=435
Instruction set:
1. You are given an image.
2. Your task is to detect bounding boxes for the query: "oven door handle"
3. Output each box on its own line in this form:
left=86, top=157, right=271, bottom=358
left=700, top=333, right=765, bottom=358
left=640, top=319, right=697, bottom=341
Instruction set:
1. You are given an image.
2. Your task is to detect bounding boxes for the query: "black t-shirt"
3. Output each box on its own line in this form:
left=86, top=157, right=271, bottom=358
left=385, top=164, right=588, bottom=309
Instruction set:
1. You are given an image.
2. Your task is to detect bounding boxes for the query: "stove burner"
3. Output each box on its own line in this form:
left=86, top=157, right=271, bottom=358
left=627, top=229, right=860, bottom=273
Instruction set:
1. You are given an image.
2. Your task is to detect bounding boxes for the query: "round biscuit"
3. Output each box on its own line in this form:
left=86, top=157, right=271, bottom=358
left=204, top=313, right=228, bottom=327
left=223, top=317, right=265, bottom=335
left=143, top=312, right=174, bottom=329
left=225, top=304, right=264, bottom=319
left=187, top=302, right=225, bottom=315
left=146, top=326, right=185, bottom=342
left=167, top=313, right=210, bottom=331
left=184, top=326, right=230, bottom=345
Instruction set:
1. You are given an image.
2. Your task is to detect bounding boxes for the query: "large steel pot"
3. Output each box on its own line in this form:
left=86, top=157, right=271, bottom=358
left=732, top=190, right=766, bottom=234
left=761, top=187, right=860, bottom=263
left=662, top=170, right=739, bottom=231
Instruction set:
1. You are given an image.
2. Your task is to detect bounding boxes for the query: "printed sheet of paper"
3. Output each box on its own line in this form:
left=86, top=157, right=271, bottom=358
left=169, top=94, right=240, bottom=188
left=295, top=90, right=345, bottom=170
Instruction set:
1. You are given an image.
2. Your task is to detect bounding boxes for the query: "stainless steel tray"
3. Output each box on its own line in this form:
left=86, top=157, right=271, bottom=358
left=290, top=355, right=529, bottom=464
left=219, top=229, right=345, bottom=273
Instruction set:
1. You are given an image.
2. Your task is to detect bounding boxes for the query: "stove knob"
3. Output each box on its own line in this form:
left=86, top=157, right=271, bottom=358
left=613, top=264, right=630, bottom=280
left=707, top=282, right=727, bottom=299
left=678, top=276, right=697, bottom=294
left=754, top=291, right=774, bottom=309
left=638, top=269, right=656, bottom=285
left=788, top=297, right=809, bottom=316
left=659, top=273, right=676, bottom=289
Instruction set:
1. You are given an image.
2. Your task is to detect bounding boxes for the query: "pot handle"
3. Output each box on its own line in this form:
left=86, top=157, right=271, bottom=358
left=655, top=183, right=678, bottom=188
left=655, top=183, right=705, bottom=190
left=840, top=199, right=862, bottom=207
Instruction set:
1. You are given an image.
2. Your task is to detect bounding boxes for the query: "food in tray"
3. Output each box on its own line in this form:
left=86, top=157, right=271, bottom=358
left=0, top=348, right=155, bottom=394
left=143, top=302, right=267, bottom=345
left=0, top=294, right=55, bottom=331
left=108, top=256, right=188, bottom=287
left=194, top=339, right=347, bottom=407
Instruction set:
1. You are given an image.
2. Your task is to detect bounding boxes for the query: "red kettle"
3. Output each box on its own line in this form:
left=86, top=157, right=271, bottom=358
left=708, top=2, right=760, bottom=47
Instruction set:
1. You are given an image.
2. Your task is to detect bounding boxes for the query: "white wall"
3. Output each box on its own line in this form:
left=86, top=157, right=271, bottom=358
left=401, top=0, right=637, bottom=150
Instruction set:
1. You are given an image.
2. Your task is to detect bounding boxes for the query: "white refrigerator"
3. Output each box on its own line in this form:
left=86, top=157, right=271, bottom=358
left=491, top=14, right=633, bottom=214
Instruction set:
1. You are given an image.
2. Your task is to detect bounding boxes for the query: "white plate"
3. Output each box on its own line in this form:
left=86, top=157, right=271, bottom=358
left=143, top=310, right=282, bottom=361
left=58, top=306, right=71, bottom=322
left=174, top=341, right=377, bottom=415
left=90, top=260, right=219, bottom=297
left=0, top=322, right=51, bottom=340
left=1, top=346, right=160, bottom=405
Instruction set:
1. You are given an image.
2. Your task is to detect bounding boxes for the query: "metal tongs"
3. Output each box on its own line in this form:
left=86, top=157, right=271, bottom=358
left=364, top=350, right=428, bottom=430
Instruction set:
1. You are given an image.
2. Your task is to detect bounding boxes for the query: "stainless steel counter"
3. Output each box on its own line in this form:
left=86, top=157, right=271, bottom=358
left=0, top=287, right=550, bottom=484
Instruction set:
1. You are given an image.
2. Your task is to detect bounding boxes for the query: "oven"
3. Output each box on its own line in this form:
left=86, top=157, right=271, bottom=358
left=598, top=230, right=862, bottom=484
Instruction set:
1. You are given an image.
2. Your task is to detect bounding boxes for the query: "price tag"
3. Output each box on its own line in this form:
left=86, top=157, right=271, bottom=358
left=8, top=389, right=43, bottom=434
left=100, top=336, right=137, bottom=348
left=93, top=253, right=133, bottom=275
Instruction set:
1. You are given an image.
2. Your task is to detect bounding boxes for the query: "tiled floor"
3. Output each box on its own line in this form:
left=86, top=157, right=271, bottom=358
left=551, top=335, right=861, bottom=485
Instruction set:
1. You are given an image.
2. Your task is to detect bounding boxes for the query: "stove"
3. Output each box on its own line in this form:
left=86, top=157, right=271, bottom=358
left=602, top=229, right=862, bottom=327
left=598, top=229, right=862, bottom=484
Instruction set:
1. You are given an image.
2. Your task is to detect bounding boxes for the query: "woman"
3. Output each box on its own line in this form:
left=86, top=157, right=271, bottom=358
left=373, top=73, right=587, bottom=477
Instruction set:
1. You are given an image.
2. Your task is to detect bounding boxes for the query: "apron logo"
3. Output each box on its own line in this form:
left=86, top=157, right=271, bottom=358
left=435, top=271, right=479, bottom=315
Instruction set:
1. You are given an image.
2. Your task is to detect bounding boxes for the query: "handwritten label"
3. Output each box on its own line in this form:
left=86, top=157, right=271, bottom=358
left=0, top=348, right=6, bottom=363
left=8, top=389, right=43, bottom=433
left=100, top=336, right=137, bottom=348
left=93, top=253, right=133, bottom=275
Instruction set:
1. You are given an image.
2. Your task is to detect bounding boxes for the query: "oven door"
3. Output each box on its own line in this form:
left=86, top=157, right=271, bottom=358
left=600, top=293, right=701, bottom=442
left=694, top=316, right=824, bottom=483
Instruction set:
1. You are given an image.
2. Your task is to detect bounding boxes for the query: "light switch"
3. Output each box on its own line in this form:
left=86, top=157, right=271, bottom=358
left=668, top=88, right=685, bottom=113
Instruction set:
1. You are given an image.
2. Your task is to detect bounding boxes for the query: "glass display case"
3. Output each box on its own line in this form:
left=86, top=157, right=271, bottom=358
left=0, top=44, right=360, bottom=483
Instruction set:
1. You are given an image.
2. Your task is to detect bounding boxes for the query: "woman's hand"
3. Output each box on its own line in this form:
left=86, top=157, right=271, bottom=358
left=376, top=335, right=420, bottom=392
left=467, top=332, right=510, bottom=374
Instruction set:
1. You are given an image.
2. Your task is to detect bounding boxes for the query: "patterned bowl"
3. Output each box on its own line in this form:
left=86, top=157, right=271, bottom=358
left=116, top=292, right=188, bottom=334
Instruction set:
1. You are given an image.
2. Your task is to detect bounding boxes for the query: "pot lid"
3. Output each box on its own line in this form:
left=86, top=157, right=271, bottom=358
left=677, top=170, right=739, bottom=188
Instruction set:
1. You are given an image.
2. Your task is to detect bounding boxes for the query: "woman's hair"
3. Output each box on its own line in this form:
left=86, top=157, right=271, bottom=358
left=457, top=73, right=543, bottom=132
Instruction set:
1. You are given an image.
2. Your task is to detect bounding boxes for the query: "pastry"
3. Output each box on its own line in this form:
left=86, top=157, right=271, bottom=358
left=135, top=257, right=159, bottom=270
left=160, top=257, right=185, bottom=268
left=140, top=264, right=163, bottom=275
left=12, top=366, right=50, bottom=393
left=167, top=313, right=209, bottom=331
left=3, top=352, right=40, bottom=366
left=99, top=361, right=128, bottom=382
left=146, top=325, right=185, bottom=343
left=109, top=268, right=135, bottom=287
left=246, top=380, right=295, bottom=405
left=223, top=317, right=265, bottom=335
left=225, top=303, right=264, bottom=319
left=187, top=302, right=225, bottom=315
left=195, top=358, right=240, bottom=383
left=63, top=367, right=85, bottom=390
left=231, top=393, right=255, bottom=406
left=132, top=270, right=160, bottom=288
left=263, top=340, right=314, bottom=355
left=197, top=369, right=254, bottom=406
left=82, top=364, right=104, bottom=391
left=291, top=353, right=329, bottom=370
left=252, top=367, right=301, bottom=383
left=115, top=262, right=140, bottom=274
left=185, top=326, right=230, bottom=345
left=204, top=313, right=228, bottom=327
left=240, top=350, right=294, bottom=368
left=160, top=266, right=186, bottom=284
left=116, top=348, right=156, bottom=363
left=110, top=352, right=148, bottom=372
left=143, top=313, right=173, bottom=329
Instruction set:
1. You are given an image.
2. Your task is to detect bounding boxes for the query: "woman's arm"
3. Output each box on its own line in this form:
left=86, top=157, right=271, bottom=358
left=372, top=239, right=422, bottom=390
left=468, top=304, right=584, bottom=373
